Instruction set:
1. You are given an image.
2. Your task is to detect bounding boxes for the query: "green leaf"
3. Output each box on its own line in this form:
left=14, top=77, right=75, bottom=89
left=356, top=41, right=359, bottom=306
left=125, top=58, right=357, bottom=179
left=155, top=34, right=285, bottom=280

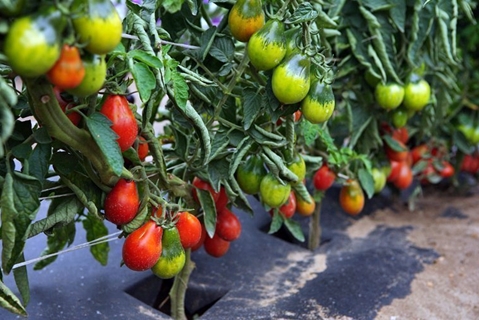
left=298, top=121, right=320, bottom=147
left=383, top=135, right=407, bottom=151
left=161, top=0, right=185, bottom=13
left=28, top=143, right=51, bottom=186
left=127, top=50, right=163, bottom=68
left=210, top=130, right=230, bottom=160
left=131, top=61, right=156, bottom=102
left=283, top=218, right=305, bottom=242
left=349, top=107, right=373, bottom=149
left=208, top=159, right=230, bottom=192
left=33, top=221, right=76, bottom=270
left=407, top=1, right=434, bottom=66
left=197, top=27, right=217, bottom=61
left=29, top=196, right=82, bottom=239
left=82, top=214, right=109, bottom=266
left=172, top=70, right=189, bottom=110
left=287, top=2, right=319, bottom=24
left=0, top=280, right=27, bottom=316
left=268, top=210, right=284, bottom=234
left=358, top=168, right=375, bottom=199
left=242, top=89, right=263, bottom=130
left=12, top=254, right=29, bottom=306
left=85, top=112, right=124, bottom=177
left=183, top=102, right=211, bottom=164
left=196, top=189, right=216, bottom=238
left=209, top=37, right=235, bottom=63
left=389, top=0, right=406, bottom=32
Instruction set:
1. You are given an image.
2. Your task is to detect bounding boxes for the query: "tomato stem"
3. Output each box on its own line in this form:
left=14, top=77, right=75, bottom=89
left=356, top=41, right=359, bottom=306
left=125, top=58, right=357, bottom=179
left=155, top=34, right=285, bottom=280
left=308, top=199, right=322, bottom=250
left=170, top=249, right=195, bottom=320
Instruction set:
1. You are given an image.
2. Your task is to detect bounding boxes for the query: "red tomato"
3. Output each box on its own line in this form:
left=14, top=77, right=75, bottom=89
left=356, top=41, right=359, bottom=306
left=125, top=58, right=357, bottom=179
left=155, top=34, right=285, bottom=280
left=215, top=187, right=228, bottom=210
left=204, top=234, right=230, bottom=258
left=122, top=220, right=163, bottom=271
left=47, top=44, right=85, bottom=89
left=53, top=86, right=82, bottom=126
left=393, top=162, right=413, bottom=190
left=191, top=224, right=206, bottom=251
left=175, top=212, right=202, bottom=249
left=137, top=136, right=149, bottom=161
left=216, top=207, right=241, bottom=241
left=420, top=163, right=436, bottom=185
left=100, top=95, right=139, bottom=152
left=392, top=127, right=409, bottom=144
left=313, top=164, right=336, bottom=191
left=385, top=139, right=409, bottom=162
left=387, top=160, right=401, bottom=183
left=104, top=179, right=140, bottom=225
left=438, top=161, right=454, bottom=178
left=270, top=191, right=296, bottom=219
left=411, top=144, right=429, bottom=165
left=192, top=177, right=220, bottom=203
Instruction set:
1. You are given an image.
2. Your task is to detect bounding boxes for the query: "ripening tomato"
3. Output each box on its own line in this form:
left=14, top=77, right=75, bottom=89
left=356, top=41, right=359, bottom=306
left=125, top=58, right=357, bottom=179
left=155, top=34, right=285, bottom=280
left=295, top=192, right=315, bottom=217
left=122, top=220, right=163, bottom=271
left=192, top=177, right=220, bottom=203
left=375, top=82, right=405, bottom=110
left=53, top=87, right=82, bottom=126
left=301, top=80, right=335, bottom=124
left=204, top=233, right=230, bottom=258
left=411, top=144, right=429, bottom=164
left=176, top=212, right=202, bottom=249
left=104, top=179, right=139, bottom=225
left=270, top=191, right=296, bottom=219
left=393, top=162, right=413, bottom=190
left=137, top=136, right=149, bottom=161
left=371, top=167, right=387, bottom=194
left=228, top=0, right=265, bottom=42
left=4, top=8, right=65, bottom=77
left=284, top=27, right=301, bottom=57
left=339, top=179, right=365, bottom=216
left=236, top=155, right=267, bottom=195
left=403, top=79, right=431, bottom=112
left=272, top=52, right=311, bottom=105
left=247, top=19, right=286, bottom=71
left=47, top=45, right=85, bottom=89
left=100, top=95, right=139, bottom=152
left=392, top=127, right=409, bottom=144
left=151, top=227, right=186, bottom=279
left=313, top=164, right=336, bottom=191
left=66, top=54, right=106, bottom=97
left=259, top=173, right=291, bottom=208
left=216, top=207, right=242, bottom=241
left=438, top=161, right=455, bottom=178
left=461, top=154, right=479, bottom=174
left=71, top=0, right=123, bottom=54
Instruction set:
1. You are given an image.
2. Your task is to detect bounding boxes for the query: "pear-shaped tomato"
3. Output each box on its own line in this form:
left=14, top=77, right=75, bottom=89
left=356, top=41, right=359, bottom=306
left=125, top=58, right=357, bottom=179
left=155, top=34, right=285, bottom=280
left=371, top=167, right=386, bottom=194
left=272, top=52, right=311, bottom=104
left=247, top=19, right=286, bottom=71
left=71, top=0, right=123, bottom=54
left=287, top=152, right=306, bottom=184
left=301, top=80, right=335, bottom=124
left=403, top=79, right=431, bottom=111
left=228, top=0, right=265, bottom=42
left=284, top=27, right=301, bottom=57
left=391, top=107, right=408, bottom=128
left=236, top=155, right=267, bottom=194
left=295, top=192, right=315, bottom=217
left=104, top=179, right=139, bottom=225
left=100, top=95, right=139, bottom=152
left=4, top=8, right=66, bottom=77
left=151, top=227, right=186, bottom=279
left=47, top=45, right=85, bottom=89
left=66, top=54, right=106, bottom=97
left=122, top=221, right=163, bottom=271
left=375, top=82, right=404, bottom=110
left=216, top=208, right=242, bottom=242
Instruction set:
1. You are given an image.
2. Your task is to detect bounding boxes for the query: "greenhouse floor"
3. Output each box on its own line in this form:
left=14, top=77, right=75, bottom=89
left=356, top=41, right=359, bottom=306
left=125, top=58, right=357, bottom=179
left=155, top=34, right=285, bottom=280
left=0, top=182, right=478, bottom=319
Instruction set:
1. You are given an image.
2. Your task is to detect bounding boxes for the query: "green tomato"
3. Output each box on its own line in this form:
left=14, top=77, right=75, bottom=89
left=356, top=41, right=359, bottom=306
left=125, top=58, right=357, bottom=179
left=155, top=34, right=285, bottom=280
left=287, top=153, right=306, bottom=184
left=236, top=155, right=267, bottom=195
left=151, top=227, right=186, bottom=279
left=300, top=80, right=335, bottom=124
left=247, top=19, right=286, bottom=71
left=403, top=79, right=431, bottom=111
left=66, top=54, right=106, bottom=97
left=375, top=82, right=405, bottom=110
left=272, top=52, right=311, bottom=104
left=72, top=0, right=123, bottom=55
left=391, top=107, right=408, bottom=128
left=458, top=124, right=475, bottom=142
left=471, top=127, right=479, bottom=144
left=4, top=8, right=65, bottom=77
left=259, top=173, right=291, bottom=208
left=371, top=168, right=387, bottom=194
left=284, top=27, right=301, bottom=58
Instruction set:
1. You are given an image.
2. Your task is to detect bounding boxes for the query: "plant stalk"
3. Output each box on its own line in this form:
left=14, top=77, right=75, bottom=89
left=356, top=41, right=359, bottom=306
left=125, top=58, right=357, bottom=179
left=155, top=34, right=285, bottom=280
left=170, top=250, right=195, bottom=320
left=308, top=200, right=322, bottom=250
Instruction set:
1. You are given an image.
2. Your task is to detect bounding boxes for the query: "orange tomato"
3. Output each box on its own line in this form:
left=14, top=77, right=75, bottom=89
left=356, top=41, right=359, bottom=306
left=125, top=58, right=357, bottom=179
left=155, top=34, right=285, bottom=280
left=339, top=179, right=365, bottom=216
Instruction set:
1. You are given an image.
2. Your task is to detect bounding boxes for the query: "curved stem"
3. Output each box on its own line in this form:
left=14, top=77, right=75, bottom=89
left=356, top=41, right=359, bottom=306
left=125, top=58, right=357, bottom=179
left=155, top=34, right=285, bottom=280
left=24, top=76, right=119, bottom=186
left=170, top=250, right=195, bottom=320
